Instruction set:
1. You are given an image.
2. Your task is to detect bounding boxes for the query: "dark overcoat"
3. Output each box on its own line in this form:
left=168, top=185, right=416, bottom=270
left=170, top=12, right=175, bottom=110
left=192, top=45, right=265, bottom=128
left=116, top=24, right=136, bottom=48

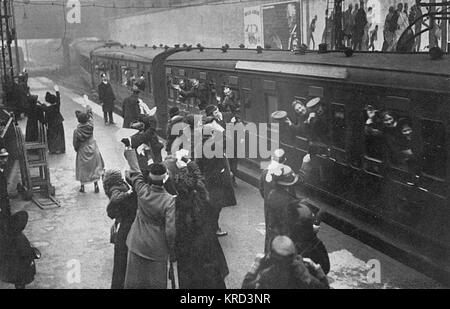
left=122, top=95, right=140, bottom=129
left=174, top=162, right=229, bottom=288
left=98, top=82, right=116, bottom=113
left=264, top=185, right=298, bottom=254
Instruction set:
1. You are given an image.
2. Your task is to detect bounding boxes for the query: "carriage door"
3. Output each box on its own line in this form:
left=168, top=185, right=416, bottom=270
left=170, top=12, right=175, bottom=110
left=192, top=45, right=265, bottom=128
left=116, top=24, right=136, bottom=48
left=262, top=80, right=279, bottom=161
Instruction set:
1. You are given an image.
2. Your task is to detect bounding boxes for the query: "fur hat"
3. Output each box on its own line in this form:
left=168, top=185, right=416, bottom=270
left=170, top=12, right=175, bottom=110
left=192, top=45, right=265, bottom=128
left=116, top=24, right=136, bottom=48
left=75, top=111, right=89, bottom=124
left=148, top=163, right=167, bottom=182
left=205, top=104, right=218, bottom=116
left=45, top=92, right=57, bottom=104
left=169, top=106, right=180, bottom=119
left=103, top=169, right=125, bottom=195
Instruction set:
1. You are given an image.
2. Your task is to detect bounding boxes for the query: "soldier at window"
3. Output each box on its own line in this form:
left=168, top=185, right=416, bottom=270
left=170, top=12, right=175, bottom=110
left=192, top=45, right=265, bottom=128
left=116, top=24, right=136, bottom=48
left=396, top=119, right=420, bottom=175
left=285, top=99, right=309, bottom=137
left=172, top=79, right=196, bottom=104
left=135, top=72, right=146, bottom=92
left=381, top=110, right=406, bottom=169
left=304, top=98, right=329, bottom=155
left=364, top=105, right=383, bottom=159
left=218, top=86, right=240, bottom=115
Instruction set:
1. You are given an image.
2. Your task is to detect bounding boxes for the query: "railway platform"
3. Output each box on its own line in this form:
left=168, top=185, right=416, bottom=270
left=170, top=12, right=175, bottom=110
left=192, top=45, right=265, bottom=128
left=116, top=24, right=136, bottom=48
left=0, top=76, right=445, bottom=289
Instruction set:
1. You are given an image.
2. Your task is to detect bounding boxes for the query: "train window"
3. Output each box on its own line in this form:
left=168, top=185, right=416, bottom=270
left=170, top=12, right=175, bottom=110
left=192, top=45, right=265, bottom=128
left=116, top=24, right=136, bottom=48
left=121, top=66, right=135, bottom=88
left=166, top=68, right=172, bottom=74
left=308, top=86, right=324, bottom=98
left=385, top=96, right=411, bottom=113
left=265, top=94, right=278, bottom=123
left=381, top=111, right=416, bottom=173
left=199, top=72, right=207, bottom=80
left=331, top=103, right=346, bottom=150
left=167, top=75, right=175, bottom=100
left=263, top=80, right=276, bottom=92
left=241, top=89, right=252, bottom=121
left=147, top=71, right=152, bottom=93
left=420, top=119, right=446, bottom=179
left=228, top=76, right=239, bottom=86
left=363, top=104, right=384, bottom=161
left=178, top=69, right=185, bottom=77
left=265, top=94, right=279, bottom=145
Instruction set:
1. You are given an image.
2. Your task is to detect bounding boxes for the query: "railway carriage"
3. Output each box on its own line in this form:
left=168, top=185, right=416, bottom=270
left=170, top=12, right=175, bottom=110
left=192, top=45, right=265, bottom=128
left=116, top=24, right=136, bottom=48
left=72, top=39, right=450, bottom=283
left=164, top=48, right=450, bottom=282
left=74, top=43, right=182, bottom=132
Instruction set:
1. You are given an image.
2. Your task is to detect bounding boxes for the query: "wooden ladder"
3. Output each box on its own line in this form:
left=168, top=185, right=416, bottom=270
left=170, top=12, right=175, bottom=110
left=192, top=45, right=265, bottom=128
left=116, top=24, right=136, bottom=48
left=15, top=121, right=60, bottom=209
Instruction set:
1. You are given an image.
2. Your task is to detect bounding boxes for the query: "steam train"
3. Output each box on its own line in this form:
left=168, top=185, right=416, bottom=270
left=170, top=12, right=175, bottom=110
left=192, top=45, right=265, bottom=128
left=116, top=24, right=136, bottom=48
left=71, top=40, right=450, bottom=284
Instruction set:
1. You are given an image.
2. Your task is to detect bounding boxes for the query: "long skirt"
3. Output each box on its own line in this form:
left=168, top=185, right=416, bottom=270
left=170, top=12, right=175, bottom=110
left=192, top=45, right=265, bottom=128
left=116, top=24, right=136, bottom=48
left=25, top=118, right=39, bottom=142
left=75, top=139, right=105, bottom=184
left=124, top=252, right=167, bottom=289
left=47, top=122, right=66, bottom=154
left=111, top=221, right=132, bottom=289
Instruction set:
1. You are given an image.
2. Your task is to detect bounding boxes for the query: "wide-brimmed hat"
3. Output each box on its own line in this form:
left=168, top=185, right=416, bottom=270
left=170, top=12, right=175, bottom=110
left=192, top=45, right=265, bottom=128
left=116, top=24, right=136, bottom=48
left=0, top=148, right=9, bottom=157
left=205, top=104, right=218, bottom=116
left=169, top=106, right=180, bottom=118
left=272, top=164, right=298, bottom=186
left=271, top=236, right=296, bottom=257
left=271, top=110, right=288, bottom=121
left=272, top=148, right=286, bottom=163
left=306, top=97, right=321, bottom=109
left=45, top=92, right=57, bottom=104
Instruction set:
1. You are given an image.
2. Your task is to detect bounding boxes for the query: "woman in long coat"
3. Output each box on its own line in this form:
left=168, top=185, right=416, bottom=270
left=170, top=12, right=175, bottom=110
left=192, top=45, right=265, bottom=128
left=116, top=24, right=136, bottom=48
left=196, top=133, right=237, bottom=237
left=130, top=115, right=164, bottom=169
left=43, top=85, right=65, bottom=154
left=73, top=100, right=105, bottom=193
left=171, top=158, right=229, bottom=288
left=25, top=95, right=45, bottom=142
left=103, top=169, right=138, bottom=289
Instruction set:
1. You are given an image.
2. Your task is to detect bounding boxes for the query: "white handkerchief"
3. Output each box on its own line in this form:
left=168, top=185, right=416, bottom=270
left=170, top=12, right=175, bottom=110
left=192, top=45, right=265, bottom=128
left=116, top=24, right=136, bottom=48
left=115, top=128, right=139, bottom=143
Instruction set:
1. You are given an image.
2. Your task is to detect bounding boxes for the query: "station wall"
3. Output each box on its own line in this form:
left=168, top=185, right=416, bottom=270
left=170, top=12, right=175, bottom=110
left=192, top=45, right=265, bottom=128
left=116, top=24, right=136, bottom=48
left=108, top=0, right=434, bottom=52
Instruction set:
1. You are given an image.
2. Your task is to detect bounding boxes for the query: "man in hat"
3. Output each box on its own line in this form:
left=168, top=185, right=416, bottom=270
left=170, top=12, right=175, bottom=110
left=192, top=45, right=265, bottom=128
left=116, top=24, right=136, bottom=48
left=285, top=99, right=309, bottom=137
left=218, top=86, right=239, bottom=115
left=242, top=236, right=329, bottom=289
left=98, top=73, right=117, bottom=126
left=123, top=148, right=176, bottom=289
left=305, top=97, right=329, bottom=153
left=263, top=163, right=300, bottom=254
left=122, top=85, right=141, bottom=129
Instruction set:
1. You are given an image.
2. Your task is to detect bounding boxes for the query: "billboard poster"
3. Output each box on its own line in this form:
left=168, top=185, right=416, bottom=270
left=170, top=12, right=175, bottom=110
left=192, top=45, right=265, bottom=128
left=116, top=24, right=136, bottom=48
left=261, top=1, right=301, bottom=50
left=244, top=6, right=263, bottom=49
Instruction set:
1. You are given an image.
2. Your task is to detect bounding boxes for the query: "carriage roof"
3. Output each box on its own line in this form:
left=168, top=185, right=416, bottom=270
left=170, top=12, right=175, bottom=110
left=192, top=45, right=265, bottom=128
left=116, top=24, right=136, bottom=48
left=93, top=45, right=170, bottom=63
left=165, top=49, right=450, bottom=94
left=71, top=40, right=107, bottom=58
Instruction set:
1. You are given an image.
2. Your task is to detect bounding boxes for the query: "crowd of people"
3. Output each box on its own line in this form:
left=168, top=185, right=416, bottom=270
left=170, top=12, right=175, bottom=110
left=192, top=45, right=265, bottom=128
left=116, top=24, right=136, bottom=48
left=0, top=71, right=332, bottom=289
